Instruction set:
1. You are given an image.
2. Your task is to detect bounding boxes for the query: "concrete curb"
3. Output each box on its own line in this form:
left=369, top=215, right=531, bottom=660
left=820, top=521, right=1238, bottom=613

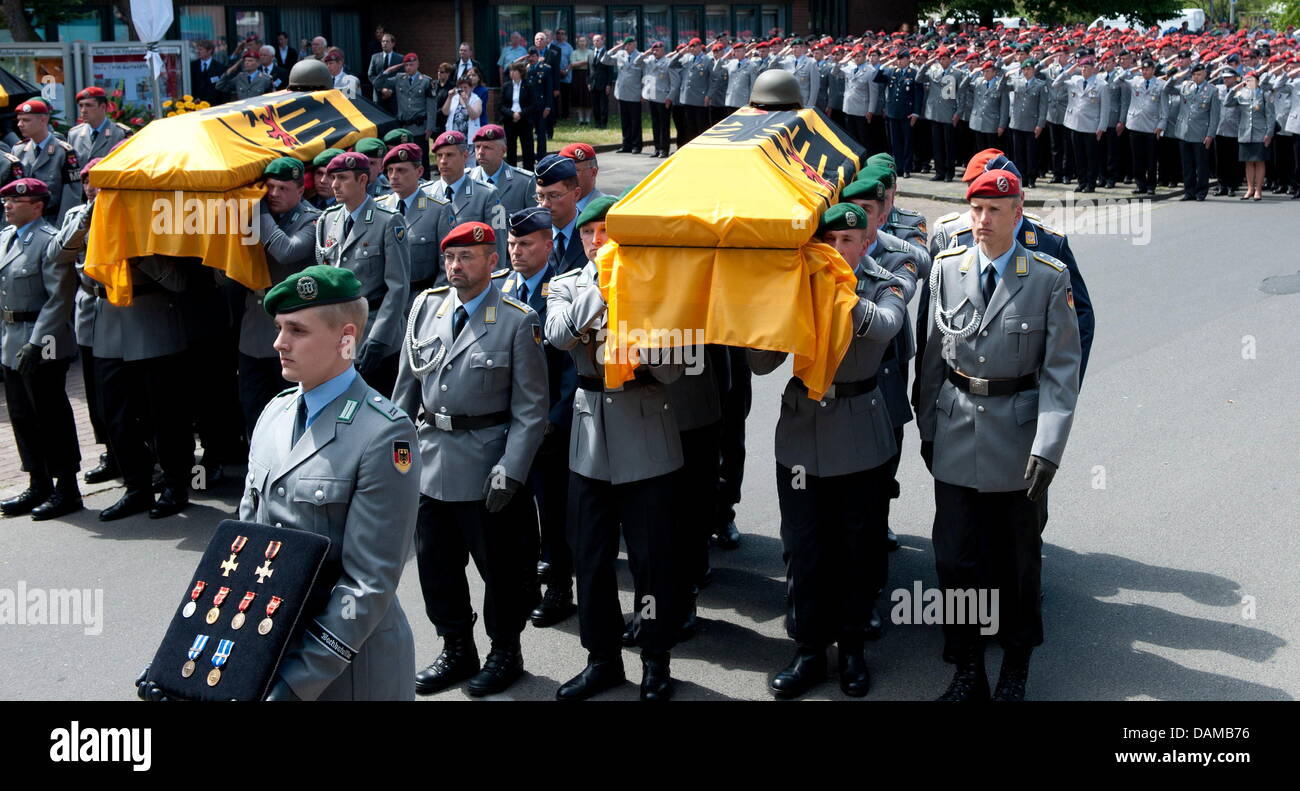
left=898, top=181, right=1187, bottom=207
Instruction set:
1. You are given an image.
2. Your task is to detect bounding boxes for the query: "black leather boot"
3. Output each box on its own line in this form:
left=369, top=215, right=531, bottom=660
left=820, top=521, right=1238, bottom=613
left=837, top=641, right=870, bottom=697
left=937, top=644, right=990, bottom=701
left=640, top=650, right=673, bottom=701
left=466, top=644, right=523, bottom=697
left=31, top=478, right=83, bottom=521
left=84, top=453, right=120, bottom=484
left=992, top=648, right=1031, bottom=701
left=770, top=646, right=827, bottom=699
left=1, top=478, right=52, bottom=516
left=530, top=584, right=576, bottom=628
left=557, top=654, right=625, bottom=700
left=415, top=633, right=480, bottom=695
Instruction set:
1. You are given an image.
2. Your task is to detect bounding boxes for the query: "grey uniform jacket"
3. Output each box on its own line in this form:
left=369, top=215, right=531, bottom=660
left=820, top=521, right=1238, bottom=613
left=708, top=55, right=729, bottom=107
left=427, top=176, right=507, bottom=263
left=641, top=54, right=676, bottom=102
left=374, top=71, right=436, bottom=126
left=724, top=58, right=759, bottom=108
left=61, top=203, right=97, bottom=347
left=0, top=216, right=79, bottom=367
left=392, top=284, right=548, bottom=501
left=919, top=64, right=961, bottom=122
left=1103, top=68, right=1125, bottom=126
left=871, top=231, right=925, bottom=428
left=545, top=260, right=685, bottom=484
left=1054, top=69, right=1110, bottom=134
left=666, top=346, right=722, bottom=431
left=91, top=255, right=188, bottom=361
left=217, top=69, right=275, bottom=99
left=240, top=374, right=419, bottom=701
left=965, top=73, right=1010, bottom=133
left=1277, top=76, right=1300, bottom=135
left=917, top=243, right=1081, bottom=492
left=13, top=136, right=80, bottom=218
left=673, top=52, right=713, bottom=107
left=1223, top=86, right=1273, bottom=143
left=827, top=60, right=845, bottom=113
left=1007, top=73, right=1049, bottom=131
left=242, top=200, right=319, bottom=358
left=1121, top=74, right=1167, bottom=133
left=1215, top=83, right=1242, bottom=137
left=373, top=189, right=451, bottom=291
left=748, top=256, right=908, bottom=477
left=779, top=55, right=821, bottom=108
left=606, top=49, right=645, bottom=103
left=1045, top=62, right=1070, bottom=124
left=313, top=197, right=411, bottom=357
left=840, top=62, right=876, bottom=117
left=468, top=161, right=535, bottom=217
left=67, top=121, right=129, bottom=164
left=1166, top=77, right=1221, bottom=142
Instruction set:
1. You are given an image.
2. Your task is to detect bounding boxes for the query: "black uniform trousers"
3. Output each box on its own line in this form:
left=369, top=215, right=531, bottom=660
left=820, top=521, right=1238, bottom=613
left=932, top=479, right=1044, bottom=659
left=1158, top=134, right=1181, bottom=186
left=1274, top=134, right=1296, bottom=191
left=972, top=129, right=1000, bottom=156
left=1102, top=127, right=1122, bottom=183
left=78, top=345, right=108, bottom=445
left=913, top=117, right=932, bottom=171
left=1048, top=122, right=1073, bottom=178
left=685, top=104, right=710, bottom=146
left=845, top=113, right=869, bottom=151
left=503, top=113, right=535, bottom=172
left=1129, top=129, right=1158, bottom=191
left=529, top=426, right=572, bottom=585
left=237, top=353, right=289, bottom=440
left=529, top=108, right=549, bottom=160
left=1214, top=135, right=1240, bottom=191
left=648, top=100, right=671, bottom=153
left=416, top=492, right=540, bottom=647
left=717, top=347, right=751, bottom=527
left=1180, top=138, right=1211, bottom=199
left=671, top=104, right=690, bottom=151
left=931, top=120, right=955, bottom=179
left=1292, top=136, right=1300, bottom=191
left=617, top=98, right=643, bottom=152
left=592, top=85, right=609, bottom=128
left=1071, top=129, right=1101, bottom=189
left=867, top=113, right=890, bottom=157
left=98, top=353, right=194, bottom=493
left=4, top=358, right=80, bottom=482
left=1010, top=129, right=1038, bottom=182
left=885, top=116, right=914, bottom=174
left=776, top=462, right=889, bottom=650
left=569, top=471, right=681, bottom=656
left=677, top=420, right=721, bottom=592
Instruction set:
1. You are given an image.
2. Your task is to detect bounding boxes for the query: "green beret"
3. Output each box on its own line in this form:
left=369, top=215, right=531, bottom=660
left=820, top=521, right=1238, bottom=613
left=818, top=203, right=870, bottom=234
left=312, top=148, right=345, bottom=168
left=354, top=137, right=386, bottom=158
left=623, top=37, right=635, bottom=45
left=263, top=264, right=362, bottom=316
left=866, top=152, right=896, bottom=174
left=576, top=195, right=618, bottom=228
left=263, top=156, right=305, bottom=182
left=858, top=164, right=895, bottom=189
left=383, top=128, right=415, bottom=146
left=841, top=177, right=886, bottom=203
left=1021, top=58, right=1039, bottom=68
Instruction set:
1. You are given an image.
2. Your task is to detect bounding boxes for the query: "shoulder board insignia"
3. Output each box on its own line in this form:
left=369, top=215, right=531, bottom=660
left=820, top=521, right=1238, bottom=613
left=1015, top=255, right=1029, bottom=276
left=373, top=204, right=398, bottom=214
left=501, top=294, right=531, bottom=313
left=364, top=208, right=374, bottom=223
left=275, top=386, right=297, bottom=398
left=485, top=305, right=497, bottom=324
left=56, top=139, right=75, bottom=151
left=375, top=193, right=396, bottom=206
left=551, top=268, right=582, bottom=281
left=1023, top=211, right=1043, bottom=223
left=429, top=285, right=451, bottom=293
left=491, top=268, right=510, bottom=279
left=337, top=398, right=360, bottom=423
left=323, top=204, right=344, bottom=214
left=936, top=245, right=968, bottom=258
left=1035, top=220, right=1065, bottom=237
left=365, top=395, right=403, bottom=421
left=1032, top=251, right=1066, bottom=271
left=895, top=206, right=921, bottom=217
left=937, top=211, right=961, bottom=224
left=115, top=122, right=131, bottom=133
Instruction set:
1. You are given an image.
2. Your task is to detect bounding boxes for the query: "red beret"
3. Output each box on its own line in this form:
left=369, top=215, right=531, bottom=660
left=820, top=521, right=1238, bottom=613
left=711, top=42, right=724, bottom=52
left=15, top=99, right=50, bottom=115
left=473, top=124, right=506, bottom=142
left=966, top=168, right=1021, bottom=200
left=75, top=86, right=107, bottom=101
left=732, top=42, right=745, bottom=50
left=382, top=143, right=423, bottom=168
left=962, top=148, right=1005, bottom=183
left=980, top=60, right=996, bottom=70
left=403, top=53, right=419, bottom=63
left=432, top=130, right=467, bottom=151
left=242, top=49, right=259, bottom=59
left=0, top=177, right=50, bottom=198
left=325, top=152, right=369, bottom=174
left=560, top=142, right=596, bottom=162
left=441, top=221, right=495, bottom=251
left=80, top=157, right=103, bottom=180
left=688, top=37, right=702, bottom=46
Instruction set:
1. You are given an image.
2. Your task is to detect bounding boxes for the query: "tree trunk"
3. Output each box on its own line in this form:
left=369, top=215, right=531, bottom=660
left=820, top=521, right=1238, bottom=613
left=112, top=0, right=137, bottom=39
left=2, top=0, right=36, bottom=42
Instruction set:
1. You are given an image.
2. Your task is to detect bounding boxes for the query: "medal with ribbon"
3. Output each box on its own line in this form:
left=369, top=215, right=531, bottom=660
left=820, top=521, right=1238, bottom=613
left=220, top=535, right=248, bottom=578
left=206, top=586, right=231, bottom=625
left=231, top=591, right=257, bottom=630
left=255, top=541, right=281, bottom=584
left=258, top=595, right=283, bottom=635
left=182, top=634, right=209, bottom=678
left=182, top=580, right=206, bottom=618
left=207, top=639, right=233, bottom=687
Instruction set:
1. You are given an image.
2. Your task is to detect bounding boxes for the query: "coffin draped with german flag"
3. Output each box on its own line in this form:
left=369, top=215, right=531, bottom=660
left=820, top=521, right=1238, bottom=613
left=597, top=106, right=864, bottom=400
left=84, top=90, right=394, bottom=306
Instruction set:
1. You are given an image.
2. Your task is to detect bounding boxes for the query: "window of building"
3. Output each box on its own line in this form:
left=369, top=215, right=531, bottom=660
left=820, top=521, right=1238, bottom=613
left=497, top=5, right=531, bottom=52
left=280, top=8, right=322, bottom=58
left=179, top=5, right=224, bottom=45
left=574, top=6, right=605, bottom=46
left=642, top=6, right=668, bottom=46
left=674, top=6, right=701, bottom=47
left=734, top=5, right=760, bottom=41
left=705, top=5, right=730, bottom=40
left=611, top=7, right=640, bottom=45
left=328, top=10, right=361, bottom=71
left=761, top=4, right=785, bottom=39
left=536, top=6, right=571, bottom=38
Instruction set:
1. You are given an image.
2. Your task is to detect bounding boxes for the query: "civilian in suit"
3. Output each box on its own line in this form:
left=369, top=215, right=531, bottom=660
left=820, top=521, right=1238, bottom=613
left=368, top=32, right=402, bottom=112
left=273, top=32, right=298, bottom=71
left=588, top=34, right=614, bottom=129
left=191, top=40, right=225, bottom=105
left=498, top=64, right=536, bottom=171
left=258, top=46, right=289, bottom=91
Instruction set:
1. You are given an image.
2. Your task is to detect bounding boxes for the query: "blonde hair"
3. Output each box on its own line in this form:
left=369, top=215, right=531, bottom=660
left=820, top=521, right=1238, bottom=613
left=319, top=296, right=369, bottom=336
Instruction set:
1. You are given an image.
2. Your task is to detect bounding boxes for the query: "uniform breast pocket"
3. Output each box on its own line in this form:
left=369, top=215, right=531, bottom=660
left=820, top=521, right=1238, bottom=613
left=469, top=349, right=511, bottom=392
left=639, top=391, right=678, bottom=463
left=243, top=462, right=271, bottom=516
left=1004, top=314, right=1046, bottom=362
left=11, top=266, right=44, bottom=300
left=293, top=476, right=354, bottom=543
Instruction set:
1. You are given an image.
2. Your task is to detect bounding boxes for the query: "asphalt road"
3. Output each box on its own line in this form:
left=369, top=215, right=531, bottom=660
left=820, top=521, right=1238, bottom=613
left=2, top=152, right=1297, bottom=701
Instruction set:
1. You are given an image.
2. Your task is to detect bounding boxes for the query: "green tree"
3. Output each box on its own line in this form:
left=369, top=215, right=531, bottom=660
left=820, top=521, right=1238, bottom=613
left=1, top=0, right=114, bottom=42
left=922, top=0, right=1186, bottom=28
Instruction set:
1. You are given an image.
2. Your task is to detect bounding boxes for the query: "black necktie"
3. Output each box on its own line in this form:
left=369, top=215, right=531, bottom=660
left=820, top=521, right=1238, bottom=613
left=445, top=184, right=454, bottom=202
left=343, top=216, right=354, bottom=241
left=453, top=306, right=469, bottom=338
left=291, top=397, right=308, bottom=445
left=518, top=280, right=529, bottom=303
left=982, top=266, right=997, bottom=304
left=555, top=232, right=566, bottom=263
left=397, top=199, right=406, bottom=216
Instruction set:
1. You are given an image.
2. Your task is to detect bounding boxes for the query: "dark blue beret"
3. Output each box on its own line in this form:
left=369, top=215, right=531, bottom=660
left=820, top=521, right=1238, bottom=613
left=508, top=206, right=552, bottom=236
left=535, top=153, right=576, bottom=186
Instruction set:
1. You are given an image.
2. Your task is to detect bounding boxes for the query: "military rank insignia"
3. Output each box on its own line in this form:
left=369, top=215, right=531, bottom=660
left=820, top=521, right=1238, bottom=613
left=394, top=224, right=406, bottom=242
left=904, top=261, right=917, bottom=275
left=1066, top=287, right=1074, bottom=309
left=1024, top=229, right=1038, bottom=246
left=889, top=285, right=904, bottom=300
left=533, top=324, right=542, bottom=345
left=392, top=441, right=412, bottom=474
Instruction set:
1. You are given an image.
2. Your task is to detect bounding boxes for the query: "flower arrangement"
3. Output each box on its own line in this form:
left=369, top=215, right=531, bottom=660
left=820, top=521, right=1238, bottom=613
left=164, top=94, right=212, bottom=117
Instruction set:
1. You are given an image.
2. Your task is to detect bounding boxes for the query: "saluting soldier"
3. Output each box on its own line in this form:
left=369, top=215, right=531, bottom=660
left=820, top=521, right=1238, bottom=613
left=498, top=206, right=579, bottom=628
left=749, top=201, right=908, bottom=699
left=670, top=38, right=714, bottom=146
left=67, top=87, right=130, bottom=164
left=216, top=49, right=276, bottom=100
left=238, top=157, right=320, bottom=435
left=428, top=131, right=507, bottom=265
left=916, top=48, right=961, bottom=181
left=601, top=38, right=644, bottom=155
left=1053, top=56, right=1111, bottom=193
left=1212, top=69, right=1243, bottom=197
left=706, top=42, right=730, bottom=124
left=245, top=265, right=420, bottom=701
left=393, top=221, right=547, bottom=697
left=778, top=38, right=821, bottom=109
left=1118, top=58, right=1166, bottom=195
left=375, top=143, right=452, bottom=297
left=545, top=196, right=686, bottom=701
left=963, top=60, right=1009, bottom=153
left=1044, top=48, right=1074, bottom=182
left=524, top=47, right=556, bottom=160
left=0, top=177, right=85, bottom=521
left=313, top=151, right=411, bottom=396
left=374, top=53, right=437, bottom=171
left=916, top=169, right=1082, bottom=701
left=640, top=41, right=677, bottom=158
left=1165, top=63, right=1220, bottom=201
left=1006, top=59, right=1049, bottom=187
left=468, top=125, right=535, bottom=216
left=872, top=52, right=922, bottom=176
left=12, top=100, right=80, bottom=221
left=724, top=43, right=760, bottom=115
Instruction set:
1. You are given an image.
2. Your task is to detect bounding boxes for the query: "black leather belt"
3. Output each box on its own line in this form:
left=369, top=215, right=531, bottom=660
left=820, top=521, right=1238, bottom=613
left=946, top=368, right=1038, bottom=396
left=577, top=370, right=656, bottom=392
left=2, top=309, right=39, bottom=323
left=792, top=376, right=878, bottom=399
left=422, top=410, right=510, bottom=431
left=87, top=283, right=164, bottom=299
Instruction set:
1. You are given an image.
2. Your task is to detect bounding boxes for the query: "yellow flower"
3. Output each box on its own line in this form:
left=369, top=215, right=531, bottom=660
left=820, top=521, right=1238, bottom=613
left=166, top=111, right=176, bottom=117
left=183, top=94, right=193, bottom=102
left=163, top=99, right=173, bottom=108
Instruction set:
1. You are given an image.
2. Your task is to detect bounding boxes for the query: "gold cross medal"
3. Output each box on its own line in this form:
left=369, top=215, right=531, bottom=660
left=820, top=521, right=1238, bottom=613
left=181, top=580, right=206, bottom=618
left=231, top=591, right=256, bottom=630
left=220, top=534, right=248, bottom=577
left=255, top=540, right=281, bottom=584
left=181, top=633, right=209, bottom=678
left=258, top=596, right=283, bottom=635
left=207, top=639, right=233, bottom=687
left=205, top=586, right=231, bottom=625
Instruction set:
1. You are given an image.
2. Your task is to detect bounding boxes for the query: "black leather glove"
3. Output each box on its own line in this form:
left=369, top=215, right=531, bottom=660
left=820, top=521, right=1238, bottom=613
left=1024, top=455, right=1057, bottom=502
left=483, top=473, right=523, bottom=513
left=134, top=665, right=151, bottom=701
left=16, top=342, right=41, bottom=376
left=920, top=440, right=934, bottom=473
left=264, top=677, right=301, bottom=701
left=356, top=342, right=387, bottom=377
left=135, top=664, right=172, bottom=701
